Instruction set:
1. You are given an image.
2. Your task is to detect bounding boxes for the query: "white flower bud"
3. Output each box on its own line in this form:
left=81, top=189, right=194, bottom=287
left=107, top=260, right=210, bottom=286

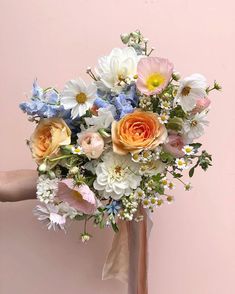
left=38, top=162, right=47, bottom=172
left=120, top=33, right=130, bottom=44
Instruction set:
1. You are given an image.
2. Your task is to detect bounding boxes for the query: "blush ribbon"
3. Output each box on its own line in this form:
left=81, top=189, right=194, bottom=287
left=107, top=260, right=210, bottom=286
left=102, top=208, right=153, bottom=294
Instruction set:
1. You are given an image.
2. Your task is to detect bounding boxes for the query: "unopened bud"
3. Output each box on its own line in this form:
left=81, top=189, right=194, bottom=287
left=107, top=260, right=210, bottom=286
left=172, top=72, right=181, bottom=81
left=214, top=81, right=222, bottom=91
left=38, top=162, right=47, bottom=173
left=120, top=33, right=130, bottom=44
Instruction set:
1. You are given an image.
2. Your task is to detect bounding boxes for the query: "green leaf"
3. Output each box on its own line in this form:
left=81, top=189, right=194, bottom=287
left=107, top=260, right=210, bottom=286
left=111, top=222, right=119, bottom=233
left=190, top=143, right=202, bottom=150
left=152, top=173, right=163, bottom=182
left=189, top=167, right=195, bottom=177
left=172, top=172, right=183, bottom=178
left=170, top=105, right=186, bottom=119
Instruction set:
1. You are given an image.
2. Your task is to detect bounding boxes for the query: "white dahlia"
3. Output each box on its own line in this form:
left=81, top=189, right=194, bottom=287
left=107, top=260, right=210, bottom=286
left=61, top=78, right=97, bottom=119
left=174, top=74, right=207, bottom=112
left=96, top=47, right=140, bottom=93
left=93, top=151, right=142, bottom=200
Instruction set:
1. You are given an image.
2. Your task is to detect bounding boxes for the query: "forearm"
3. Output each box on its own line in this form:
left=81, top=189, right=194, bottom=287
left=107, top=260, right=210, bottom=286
left=0, top=170, right=37, bottom=202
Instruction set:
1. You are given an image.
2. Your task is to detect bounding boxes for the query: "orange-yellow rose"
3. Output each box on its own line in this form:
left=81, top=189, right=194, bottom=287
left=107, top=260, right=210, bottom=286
left=112, top=110, right=167, bottom=155
left=30, top=118, right=71, bottom=163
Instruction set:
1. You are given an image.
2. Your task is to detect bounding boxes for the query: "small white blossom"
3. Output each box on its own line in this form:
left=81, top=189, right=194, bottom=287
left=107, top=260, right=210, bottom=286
left=134, top=187, right=145, bottom=200
left=158, top=112, right=169, bottom=124
left=71, top=146, right=83, bottom=155
left=36, top=175, right=58, bottom=204
left=160, top=177, right=168, bottom=188
left=161, top=100, right=171, bottom=110
left=168, top=182, right=175, bottom=190
left=175, top=158, right=187, bottom=170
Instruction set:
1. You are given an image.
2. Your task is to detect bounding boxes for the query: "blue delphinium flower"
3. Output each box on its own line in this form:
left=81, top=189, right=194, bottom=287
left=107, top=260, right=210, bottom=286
left=94, top=97, right=110, bottom=109
left=94, top=83, right=139, bottom=120
left=32, top=79, right=43, bottom=99
left=112, top=93, right=133, bottom=119
left=106, top=201, right=122, bottom=215
left=20, top=80, right=64, bottom=118
left=112, top=84, right=139, bottom=119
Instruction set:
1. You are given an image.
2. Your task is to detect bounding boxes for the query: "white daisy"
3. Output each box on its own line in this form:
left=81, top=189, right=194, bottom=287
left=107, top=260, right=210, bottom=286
left=96, top=47, right=140, bottom=93
left=71, top=145, right=83, bottom=155
left=183, top=111, right=209, bottom=140
left=61, top=78, right=97, bottom=119
left=174, top=74, right=207, bottom=112
left=134, top=187, right=145, bottom=200
left=168, top=182, right=175, bottom=190
left=158, top=112, right=169, bottom=124
left=182, top=145, right=194, bottom=155
left=160, top=177, right=168, bottom=188
left=161, top=100, right=171, bottom=110
left=93, top=151, right=142, bottom=200
left=175, top=158, right=187, bottom=170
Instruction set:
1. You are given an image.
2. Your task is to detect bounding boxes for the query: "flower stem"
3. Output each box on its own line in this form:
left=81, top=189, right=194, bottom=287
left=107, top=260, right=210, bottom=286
left=49, top=155, right=73, bottom=162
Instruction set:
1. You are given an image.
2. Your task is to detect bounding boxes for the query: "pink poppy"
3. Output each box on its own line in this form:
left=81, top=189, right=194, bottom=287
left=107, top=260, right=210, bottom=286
left=57, top=179, right=97, bottom=214
left=136, top=57, right=174, bottom=96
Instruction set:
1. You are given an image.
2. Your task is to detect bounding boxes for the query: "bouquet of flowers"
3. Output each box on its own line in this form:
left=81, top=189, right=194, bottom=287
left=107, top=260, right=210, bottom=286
left=20, top=30, right=220, bottom=242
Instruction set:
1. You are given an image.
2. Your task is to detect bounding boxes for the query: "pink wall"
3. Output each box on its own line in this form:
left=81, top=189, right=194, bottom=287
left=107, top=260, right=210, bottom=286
left=0, top=0, right=234, bottom=293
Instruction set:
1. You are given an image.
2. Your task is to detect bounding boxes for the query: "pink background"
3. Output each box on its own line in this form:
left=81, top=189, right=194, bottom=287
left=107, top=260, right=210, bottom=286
left=0, top=0, right=234, bottom=293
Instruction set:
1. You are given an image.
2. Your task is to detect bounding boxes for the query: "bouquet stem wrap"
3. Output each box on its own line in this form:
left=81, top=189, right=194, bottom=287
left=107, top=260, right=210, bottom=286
left=102, top=208, right=153, bottom=294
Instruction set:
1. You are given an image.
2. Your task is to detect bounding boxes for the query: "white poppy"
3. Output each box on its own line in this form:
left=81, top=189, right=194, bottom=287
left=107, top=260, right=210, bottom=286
left=61, top=78, right=97, bottom=119
left=175, top=74, right=207, bottom=112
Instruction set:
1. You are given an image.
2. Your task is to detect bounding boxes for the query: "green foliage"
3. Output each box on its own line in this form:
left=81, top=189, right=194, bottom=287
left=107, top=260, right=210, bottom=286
left=170, top=105, right=186, bottom=119
left=189, top=150, right=212, bottom=177
left=160, top=151, right=175, bottom=164
left=172, top=172, right=183, bottom=178
left=111, top=222, right=119, bottom=233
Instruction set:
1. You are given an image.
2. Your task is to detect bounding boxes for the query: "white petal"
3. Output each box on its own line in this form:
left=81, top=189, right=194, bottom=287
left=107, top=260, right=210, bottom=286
left=78, top=104, right=89, bottom=117
left=61, top=97, right=77, bottom=109
left=71, top=104, right=80, bottom=119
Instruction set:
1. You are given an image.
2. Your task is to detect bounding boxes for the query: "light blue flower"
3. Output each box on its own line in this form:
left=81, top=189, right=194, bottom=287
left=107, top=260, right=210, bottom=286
left=20, top=80, right=63, bottom=118
left=19, top=100, right=64, bottom=118
left=94, top=97, right=110, bottom=109
left=32, top=79, right=43, bottom=99
left=106, top=201, right=122, bottom=215
left=43, top=88, right=60, bottom=104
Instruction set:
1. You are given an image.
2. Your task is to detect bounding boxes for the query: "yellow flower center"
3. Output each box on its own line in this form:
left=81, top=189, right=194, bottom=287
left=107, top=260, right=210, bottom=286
left=76, top=92, right=87, bottom=104
left=146, top=73, right=165, bottom=91
left=185, top=147, right=192, bottom=153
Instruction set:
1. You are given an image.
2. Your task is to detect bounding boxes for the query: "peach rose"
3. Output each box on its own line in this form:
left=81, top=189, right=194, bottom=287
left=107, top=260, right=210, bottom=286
left=112, top=110, right=167, bottom=155
left=30, top=118, right=71, bottom=163
left=78, top=132, right=104, bottom=159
